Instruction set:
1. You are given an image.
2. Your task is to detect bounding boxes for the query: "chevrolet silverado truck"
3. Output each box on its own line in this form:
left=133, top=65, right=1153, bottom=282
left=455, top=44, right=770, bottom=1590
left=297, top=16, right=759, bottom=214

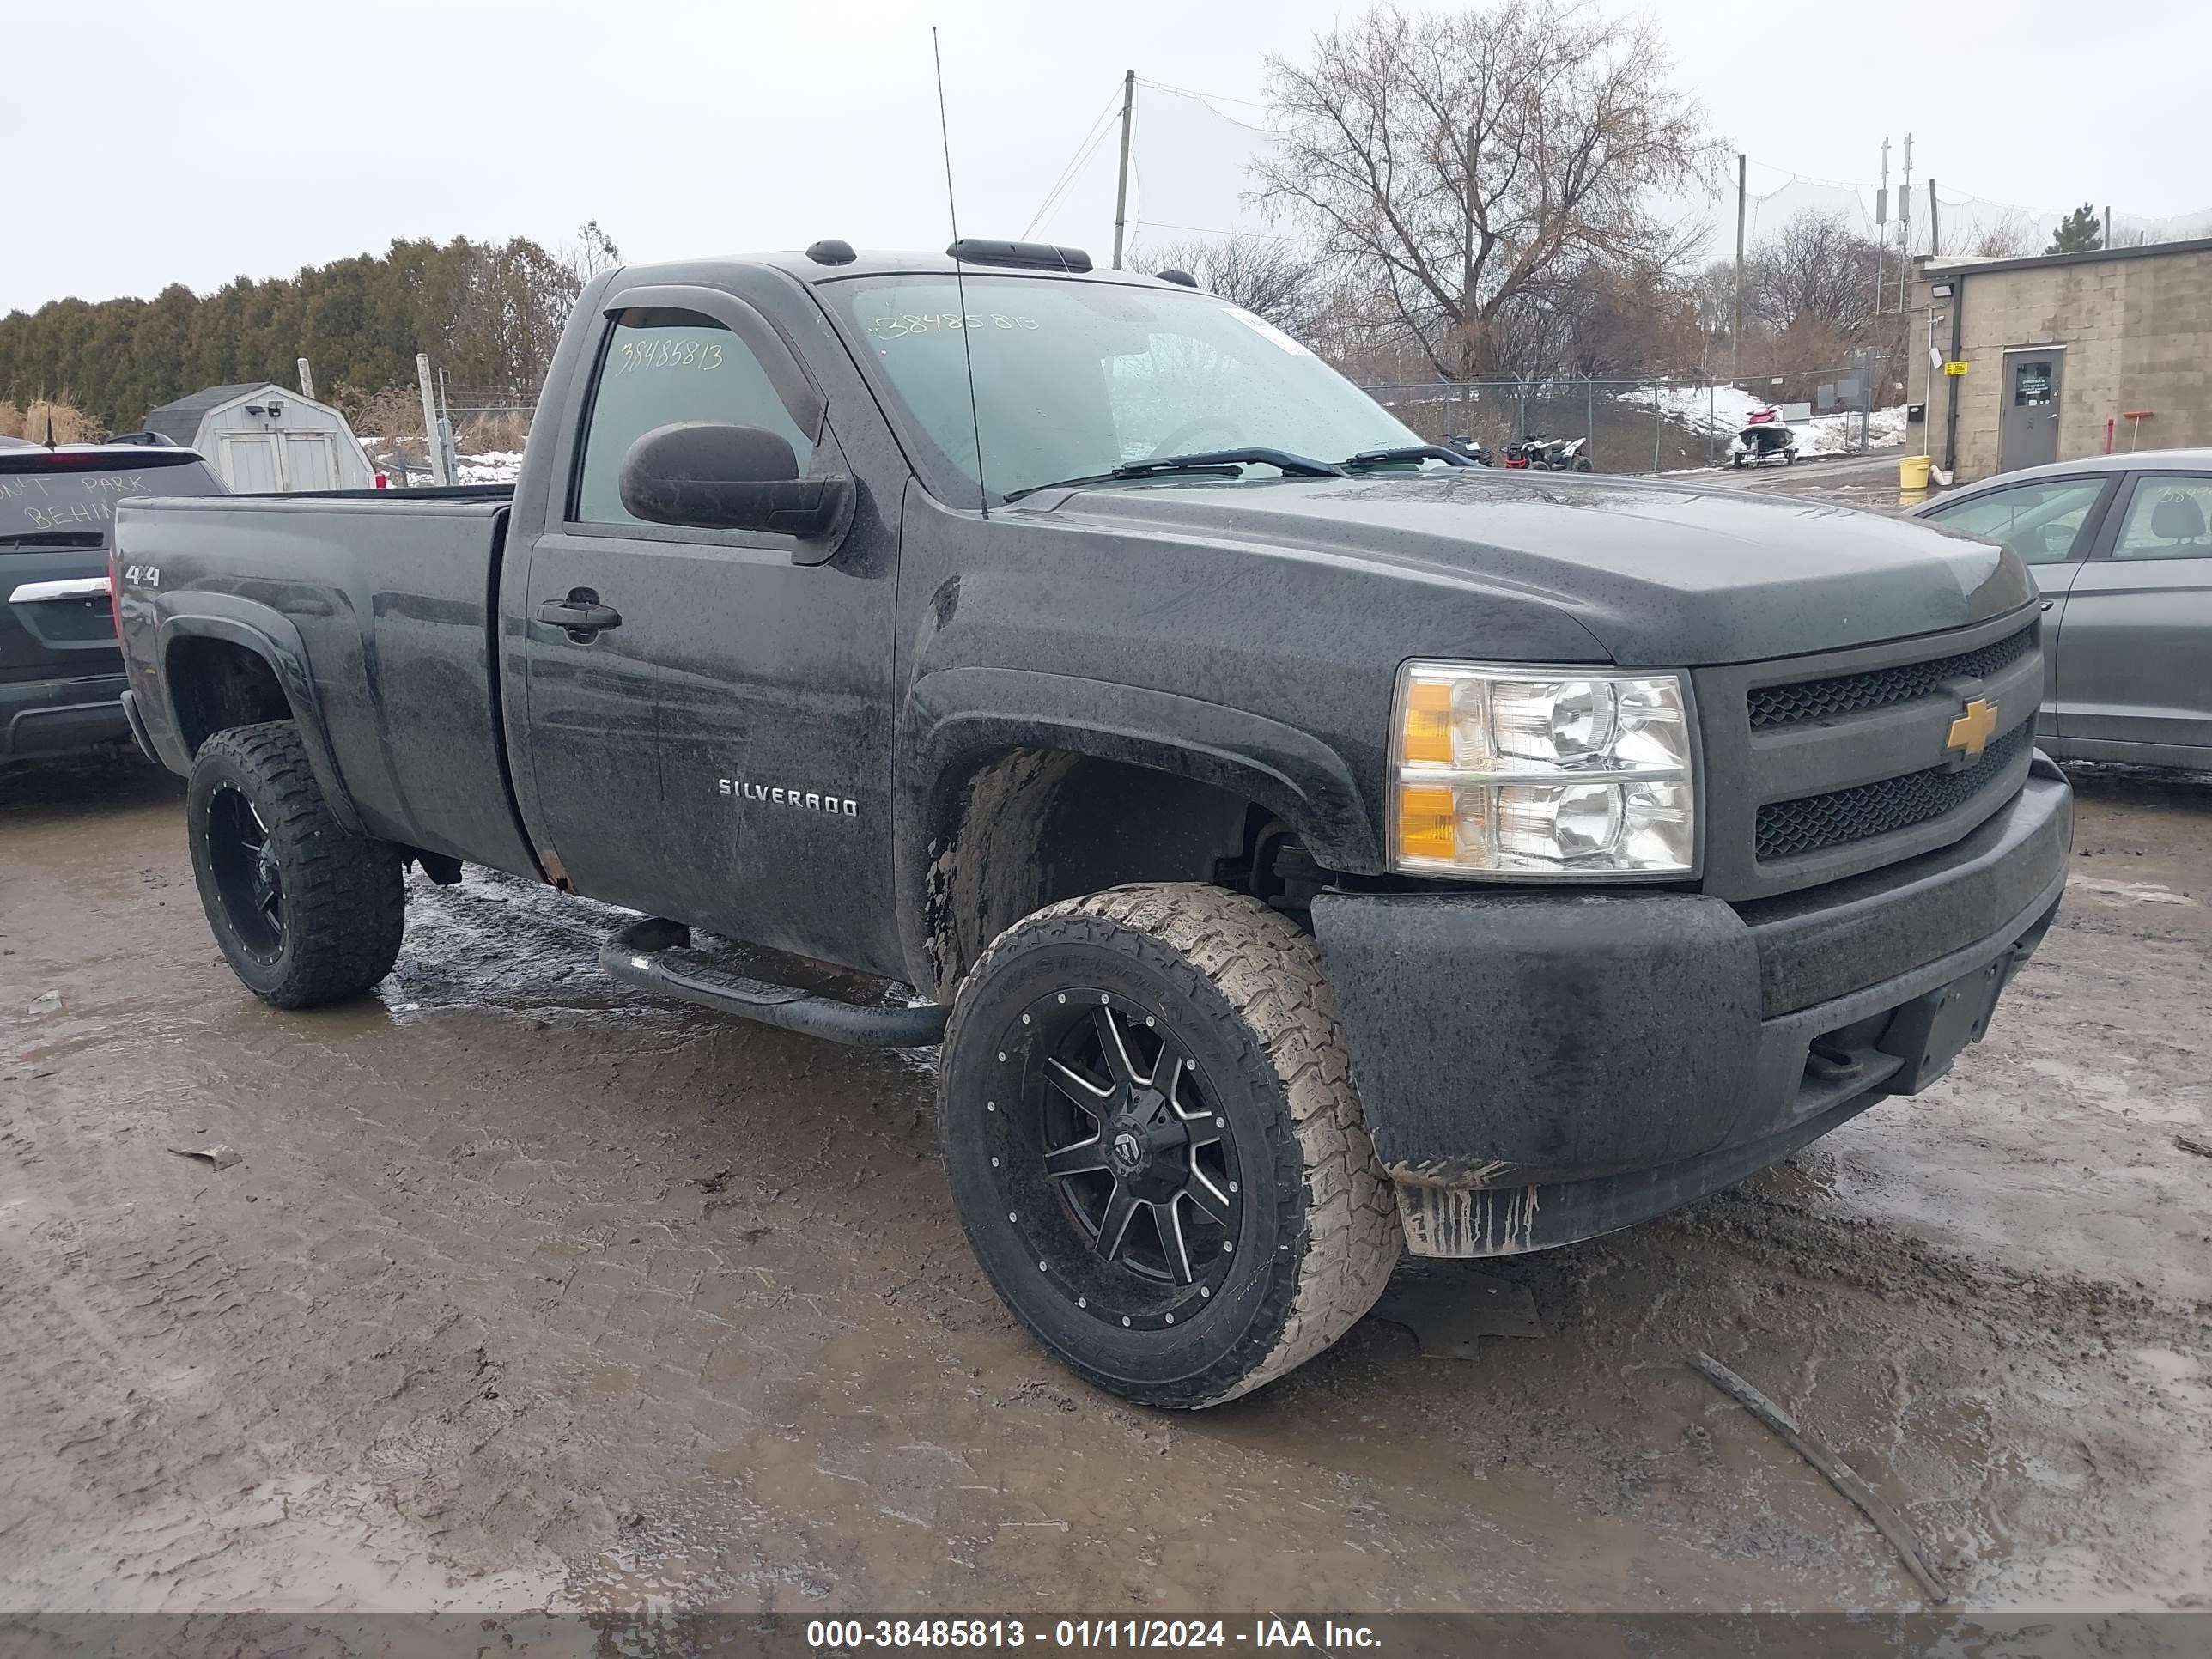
left=113, top=239, right=2071, bottom=1407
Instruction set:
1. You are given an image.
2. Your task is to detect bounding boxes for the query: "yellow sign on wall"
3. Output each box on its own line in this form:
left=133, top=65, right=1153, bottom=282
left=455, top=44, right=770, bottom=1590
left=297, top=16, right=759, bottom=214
left=1943, top=360, right=1970, bottom=376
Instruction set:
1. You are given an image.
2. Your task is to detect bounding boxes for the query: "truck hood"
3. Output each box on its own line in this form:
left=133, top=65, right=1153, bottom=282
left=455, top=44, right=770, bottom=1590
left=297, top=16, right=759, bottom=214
left=1031, top=471, right=2030, bottom=665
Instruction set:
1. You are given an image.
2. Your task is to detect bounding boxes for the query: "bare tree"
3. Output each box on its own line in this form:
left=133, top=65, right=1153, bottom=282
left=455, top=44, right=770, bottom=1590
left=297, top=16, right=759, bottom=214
left=1970, top=210, right=2038, bottom=259
left=1747, top=210, right=1877, bottom=338
left=1133, top=236, right=1328, bottom=335
left=562, top=220, right=623, bottom=284
left=1255, top=0, right=1717, bottom=380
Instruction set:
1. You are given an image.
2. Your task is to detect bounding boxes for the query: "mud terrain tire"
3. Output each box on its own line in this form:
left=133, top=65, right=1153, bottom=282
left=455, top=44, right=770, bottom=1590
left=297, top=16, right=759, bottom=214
left=186, top=720, right=404, bottom=1009
left=940, top=883, right=1399, bottom=1408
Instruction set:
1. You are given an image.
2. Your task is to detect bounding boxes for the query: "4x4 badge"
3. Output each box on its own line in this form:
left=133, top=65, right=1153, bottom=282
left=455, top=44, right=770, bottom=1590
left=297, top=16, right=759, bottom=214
left=1945, top=696, right=1998, bottom=762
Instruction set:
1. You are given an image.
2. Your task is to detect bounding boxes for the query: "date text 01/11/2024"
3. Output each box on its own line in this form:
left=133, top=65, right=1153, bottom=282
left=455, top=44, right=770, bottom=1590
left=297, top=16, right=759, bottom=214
left=804, top=1620, right=1382, bottom=1650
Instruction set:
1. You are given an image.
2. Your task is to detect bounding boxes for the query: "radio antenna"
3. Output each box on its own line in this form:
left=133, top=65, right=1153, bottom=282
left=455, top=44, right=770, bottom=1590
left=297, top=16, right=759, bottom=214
left=933, top=27, right=988, bottom=518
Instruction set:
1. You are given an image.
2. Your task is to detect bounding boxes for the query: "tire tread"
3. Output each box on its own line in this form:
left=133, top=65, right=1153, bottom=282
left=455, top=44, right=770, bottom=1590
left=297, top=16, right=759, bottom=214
left=947, top=882, right=1398, bottom=1407
left=189, top=721, right=404, bottom=1008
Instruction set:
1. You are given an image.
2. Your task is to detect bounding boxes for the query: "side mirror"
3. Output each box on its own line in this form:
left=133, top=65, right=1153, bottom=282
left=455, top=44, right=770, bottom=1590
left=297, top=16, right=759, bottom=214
left=617, top=422, right=853, bottom=541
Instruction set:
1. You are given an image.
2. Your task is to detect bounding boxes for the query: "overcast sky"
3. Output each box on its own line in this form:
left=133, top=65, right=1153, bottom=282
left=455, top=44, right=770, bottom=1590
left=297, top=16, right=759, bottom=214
left=11, top=0, right=2209, bottom=315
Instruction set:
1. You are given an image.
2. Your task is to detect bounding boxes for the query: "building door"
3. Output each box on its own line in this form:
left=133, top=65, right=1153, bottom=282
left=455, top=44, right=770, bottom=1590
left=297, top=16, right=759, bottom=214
left=217, top=432, right=282, bottom=492
left=1999, top=349, right=2063, bottom=473
left=279, top=431, right=339, bottom=491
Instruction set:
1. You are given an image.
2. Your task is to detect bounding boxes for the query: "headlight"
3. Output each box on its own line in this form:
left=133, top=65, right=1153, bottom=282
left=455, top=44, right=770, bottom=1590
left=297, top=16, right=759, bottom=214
left=1391, top=663, right=1697, bottom=876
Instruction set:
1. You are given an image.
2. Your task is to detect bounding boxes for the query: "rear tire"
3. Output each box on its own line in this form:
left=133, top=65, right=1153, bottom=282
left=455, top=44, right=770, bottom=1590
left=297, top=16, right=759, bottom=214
left=186, top=720, right=404, bottom=1009
left=939, top=884, right=1399, bottom=1408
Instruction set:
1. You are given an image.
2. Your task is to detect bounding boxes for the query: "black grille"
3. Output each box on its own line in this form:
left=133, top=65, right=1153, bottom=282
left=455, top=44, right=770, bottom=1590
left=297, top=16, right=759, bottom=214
left=1756, top=724, right=2029, bottom=861
left=1747, top=625, right=2035, bottom=730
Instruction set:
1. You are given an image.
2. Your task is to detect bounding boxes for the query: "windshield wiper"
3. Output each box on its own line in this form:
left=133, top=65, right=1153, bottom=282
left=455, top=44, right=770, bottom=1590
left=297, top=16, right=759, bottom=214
left=1003, top=447, right=1347, bottom=503
left=1339, top=445, right=1477, bottom=471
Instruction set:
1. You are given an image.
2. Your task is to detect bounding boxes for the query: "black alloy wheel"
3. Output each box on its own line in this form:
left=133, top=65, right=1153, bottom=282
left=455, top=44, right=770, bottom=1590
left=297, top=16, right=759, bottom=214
left=1000, top=988, right=1243, bottom=1331
left=204, top=781, right=286, bottom=958
left=939, top=884, right=1400, bottom=1408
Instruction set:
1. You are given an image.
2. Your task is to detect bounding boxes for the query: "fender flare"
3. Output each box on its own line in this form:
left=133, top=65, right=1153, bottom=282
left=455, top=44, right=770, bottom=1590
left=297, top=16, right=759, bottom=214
left=155, top=598, right=366, bottom=836
left=897, top=666, right=1383, bottom=986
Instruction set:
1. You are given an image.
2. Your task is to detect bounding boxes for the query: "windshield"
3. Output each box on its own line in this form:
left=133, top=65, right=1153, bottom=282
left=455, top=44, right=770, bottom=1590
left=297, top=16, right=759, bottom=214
left=0, top=452, right=224, bottom=544
left=819, top=274, right=1418, bottom=501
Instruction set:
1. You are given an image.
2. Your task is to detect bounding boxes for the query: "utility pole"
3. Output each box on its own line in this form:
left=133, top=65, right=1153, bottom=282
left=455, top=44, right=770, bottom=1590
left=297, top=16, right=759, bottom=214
left=1732, top=153, right=1747, bottom=392
left=416, top=353, right=452, bottom=488
left=1928, top=179, right=1941, bottom=258
left=2102, top=204, right=2112, bottom=249
left=1110, top=70, right=1135, bottom=270
left=1899, top=132, right=1912, bottom=313
left=1872, top=137, right=1890, bottom=319
left=296, top=357, right=316, bottom=400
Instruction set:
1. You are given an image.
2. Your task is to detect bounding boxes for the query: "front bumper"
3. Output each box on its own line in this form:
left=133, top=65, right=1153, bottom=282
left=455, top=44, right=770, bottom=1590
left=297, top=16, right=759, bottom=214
left=0, top=673, right=135, bottom=765
left=1310, top=757, right=2072, bottom=1255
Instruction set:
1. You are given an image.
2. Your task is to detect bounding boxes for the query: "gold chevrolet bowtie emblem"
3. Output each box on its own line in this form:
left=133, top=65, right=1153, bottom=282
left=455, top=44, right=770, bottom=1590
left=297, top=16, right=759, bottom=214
left=1945, top=697, right=1999, bottom=761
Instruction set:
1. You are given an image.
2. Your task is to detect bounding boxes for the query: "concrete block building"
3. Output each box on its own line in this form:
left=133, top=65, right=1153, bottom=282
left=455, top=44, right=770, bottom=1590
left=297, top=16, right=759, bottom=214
left=1917, top=239, right=2212, bottom=482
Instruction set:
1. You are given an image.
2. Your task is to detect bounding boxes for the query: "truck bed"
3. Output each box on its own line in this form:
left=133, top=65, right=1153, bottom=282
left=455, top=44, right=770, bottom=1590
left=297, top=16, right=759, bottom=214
left=113, top=489, right=539, bottom=878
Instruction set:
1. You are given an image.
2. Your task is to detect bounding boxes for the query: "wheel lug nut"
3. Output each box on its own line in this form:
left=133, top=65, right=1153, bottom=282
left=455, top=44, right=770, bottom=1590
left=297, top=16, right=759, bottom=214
left=1200, top=1286, right=1211, bottom=1298
left=1121, top=1316, right=1131, bottom=1327
left=1165, top=1312, right=1175, bottom=1323
left=1228, top=1182, right=1238, bottom=1193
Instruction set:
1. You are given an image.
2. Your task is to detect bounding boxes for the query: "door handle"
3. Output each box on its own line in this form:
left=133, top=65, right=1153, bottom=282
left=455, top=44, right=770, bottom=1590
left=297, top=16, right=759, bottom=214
left=536, top=592, right=622, bottom=635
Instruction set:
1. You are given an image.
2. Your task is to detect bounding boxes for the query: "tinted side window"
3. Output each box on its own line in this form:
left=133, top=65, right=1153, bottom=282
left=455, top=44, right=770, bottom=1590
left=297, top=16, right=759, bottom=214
left=1923, top=478, right=2104, bottom=565
left=2111, top=477, right=2212, bottom=561
left=573, top=307, right=813, bottom=527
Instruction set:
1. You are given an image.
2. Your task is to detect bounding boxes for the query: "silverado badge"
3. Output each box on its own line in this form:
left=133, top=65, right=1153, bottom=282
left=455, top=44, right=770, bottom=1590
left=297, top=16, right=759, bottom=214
left=1945, top=696, right=1999, bottom=763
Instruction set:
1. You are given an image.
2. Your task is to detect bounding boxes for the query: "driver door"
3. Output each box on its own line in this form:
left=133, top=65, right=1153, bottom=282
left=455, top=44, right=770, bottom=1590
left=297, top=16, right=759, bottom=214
left=1918, top=474, right=2118, bottom=738
left=515, top=281, right=904, bottom=975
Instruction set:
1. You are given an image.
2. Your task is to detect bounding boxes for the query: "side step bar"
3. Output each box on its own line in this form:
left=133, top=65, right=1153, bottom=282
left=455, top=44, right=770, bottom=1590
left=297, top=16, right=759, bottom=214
left=599, top=918, right=948, bottom=1048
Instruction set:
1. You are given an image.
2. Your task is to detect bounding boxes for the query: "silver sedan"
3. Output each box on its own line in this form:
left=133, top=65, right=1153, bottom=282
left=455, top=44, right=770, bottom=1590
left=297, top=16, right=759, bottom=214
left=1912, top=449, right=2212, bottom=770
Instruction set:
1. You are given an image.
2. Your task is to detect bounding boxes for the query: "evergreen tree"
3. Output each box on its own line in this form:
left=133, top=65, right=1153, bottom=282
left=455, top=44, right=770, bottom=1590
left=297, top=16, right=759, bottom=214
left=0, top=235, right=586, bottom=431
left=2047, top=204, right=2103, bottom=254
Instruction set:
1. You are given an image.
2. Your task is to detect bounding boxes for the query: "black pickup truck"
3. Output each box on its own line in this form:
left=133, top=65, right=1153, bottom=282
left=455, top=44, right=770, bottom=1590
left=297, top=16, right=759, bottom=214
left=114, top=240, right=2070, bottom=1407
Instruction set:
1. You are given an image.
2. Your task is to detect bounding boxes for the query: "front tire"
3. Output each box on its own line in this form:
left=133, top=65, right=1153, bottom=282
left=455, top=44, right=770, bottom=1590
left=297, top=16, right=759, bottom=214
left=939, top=884, right=1399, bottom=1408
left=186, top=720, right=404, bottom=1008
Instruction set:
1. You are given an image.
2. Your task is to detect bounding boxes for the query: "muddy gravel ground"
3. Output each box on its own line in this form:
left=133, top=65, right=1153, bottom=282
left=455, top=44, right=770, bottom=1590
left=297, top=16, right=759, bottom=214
left=2, top=757, right=2207, bottom=1619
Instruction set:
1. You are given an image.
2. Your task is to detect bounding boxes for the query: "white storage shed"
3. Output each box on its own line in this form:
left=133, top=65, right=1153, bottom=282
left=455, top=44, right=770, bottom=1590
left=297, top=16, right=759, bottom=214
left=141, top=383, right=379, bottom=492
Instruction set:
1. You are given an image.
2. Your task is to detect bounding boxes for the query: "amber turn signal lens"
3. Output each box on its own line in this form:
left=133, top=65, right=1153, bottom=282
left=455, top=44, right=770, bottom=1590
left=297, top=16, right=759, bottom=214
left=1396, top=783, right=1458, bottom=863
left=1401, top=678, right=1454, bottom=764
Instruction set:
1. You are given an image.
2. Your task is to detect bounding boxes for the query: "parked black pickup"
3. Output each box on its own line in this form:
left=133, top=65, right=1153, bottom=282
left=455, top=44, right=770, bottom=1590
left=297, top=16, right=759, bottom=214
left=114, top=240, right=2069, bottom=1407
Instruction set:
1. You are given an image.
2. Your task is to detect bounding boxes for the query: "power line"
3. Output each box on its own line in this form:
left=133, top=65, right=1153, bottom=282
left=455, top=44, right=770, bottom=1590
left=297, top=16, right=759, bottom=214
left=1021, top=85, right=1128, bottom=240
left=1133, top=76, right=1276, bottom=123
